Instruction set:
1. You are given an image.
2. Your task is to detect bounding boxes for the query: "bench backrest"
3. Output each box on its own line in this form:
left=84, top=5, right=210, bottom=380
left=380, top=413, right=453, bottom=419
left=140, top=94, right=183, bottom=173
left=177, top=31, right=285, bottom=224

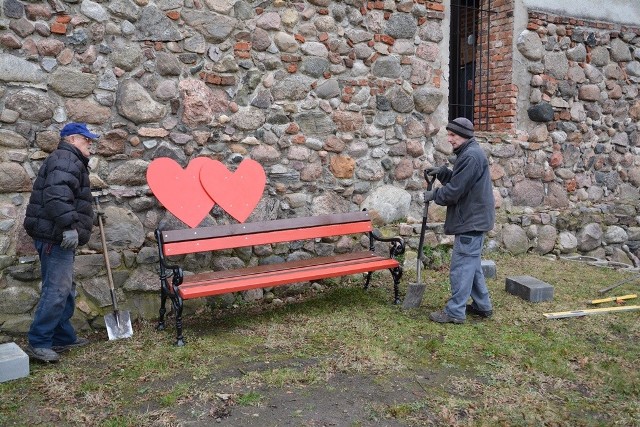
left=158, top=211, right=374, bottom=256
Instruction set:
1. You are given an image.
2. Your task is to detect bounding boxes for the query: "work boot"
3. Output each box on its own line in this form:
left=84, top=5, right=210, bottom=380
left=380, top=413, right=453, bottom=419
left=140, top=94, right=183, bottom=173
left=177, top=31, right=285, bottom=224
left=52, top=337, right=90, bottom=353
left=25, top=346, right=60, bottom=363
left=429, top=310, right=464, bottom=324
left=466, top=304, right=493, bottom=318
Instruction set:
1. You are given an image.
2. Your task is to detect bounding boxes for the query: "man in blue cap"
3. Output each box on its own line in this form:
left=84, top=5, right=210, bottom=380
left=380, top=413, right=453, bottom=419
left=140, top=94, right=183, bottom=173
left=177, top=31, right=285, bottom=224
left=23, top=123, right=100, bottom=362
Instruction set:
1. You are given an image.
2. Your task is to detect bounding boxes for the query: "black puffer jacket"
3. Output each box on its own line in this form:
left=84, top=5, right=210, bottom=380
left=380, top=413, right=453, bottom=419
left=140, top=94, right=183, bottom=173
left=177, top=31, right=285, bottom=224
left=23, top=141, right=94, bottom=246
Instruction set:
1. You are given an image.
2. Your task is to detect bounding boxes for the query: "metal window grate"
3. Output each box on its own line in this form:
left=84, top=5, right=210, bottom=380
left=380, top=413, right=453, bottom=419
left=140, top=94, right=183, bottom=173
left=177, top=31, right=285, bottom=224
left=449, top=0, right=495, bottom=130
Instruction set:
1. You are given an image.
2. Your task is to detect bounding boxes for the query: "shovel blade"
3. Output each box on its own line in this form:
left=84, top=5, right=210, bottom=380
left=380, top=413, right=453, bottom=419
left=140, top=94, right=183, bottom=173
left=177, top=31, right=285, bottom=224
left=105, top=311, right=133, bottom=340
left=402, top=283, right=426, bottom=309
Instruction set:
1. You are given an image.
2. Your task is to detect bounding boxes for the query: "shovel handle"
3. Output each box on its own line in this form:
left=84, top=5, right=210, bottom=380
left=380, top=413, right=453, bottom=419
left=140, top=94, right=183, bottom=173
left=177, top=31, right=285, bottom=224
left=95, top=197, right=118, bottom=311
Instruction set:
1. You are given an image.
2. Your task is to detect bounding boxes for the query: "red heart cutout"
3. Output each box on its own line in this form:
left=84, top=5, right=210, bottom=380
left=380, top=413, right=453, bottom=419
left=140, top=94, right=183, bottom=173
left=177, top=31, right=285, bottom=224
left=146, top=157, right=216, bottom=228
left=200, top=159, right=266, bottom=223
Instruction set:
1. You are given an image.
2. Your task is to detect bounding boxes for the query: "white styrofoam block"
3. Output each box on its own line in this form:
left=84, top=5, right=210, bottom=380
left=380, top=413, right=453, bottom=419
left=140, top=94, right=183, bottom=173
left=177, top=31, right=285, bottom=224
left=0, top=342, right=29, bottom=383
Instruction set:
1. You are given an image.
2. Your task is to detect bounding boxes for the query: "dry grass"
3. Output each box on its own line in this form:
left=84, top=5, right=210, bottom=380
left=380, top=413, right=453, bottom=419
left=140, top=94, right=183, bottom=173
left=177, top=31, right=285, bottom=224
left=1, top=252, right=638, bottom=426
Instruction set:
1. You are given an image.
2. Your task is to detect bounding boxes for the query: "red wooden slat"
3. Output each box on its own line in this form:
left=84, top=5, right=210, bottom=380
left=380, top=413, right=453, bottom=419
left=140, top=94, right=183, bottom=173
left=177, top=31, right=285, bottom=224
left=178, top=256, right=398, bottom=299
left=164, top=221, right=372, bottom=256
left=182, top=251, right=376, bottom=283
left=161, top=211, right=371, bottom=243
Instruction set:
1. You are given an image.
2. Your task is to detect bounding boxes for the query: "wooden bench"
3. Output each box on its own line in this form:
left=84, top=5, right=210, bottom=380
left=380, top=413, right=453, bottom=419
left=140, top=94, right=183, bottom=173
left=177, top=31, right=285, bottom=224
left=154, top=211, right=405, bottom=345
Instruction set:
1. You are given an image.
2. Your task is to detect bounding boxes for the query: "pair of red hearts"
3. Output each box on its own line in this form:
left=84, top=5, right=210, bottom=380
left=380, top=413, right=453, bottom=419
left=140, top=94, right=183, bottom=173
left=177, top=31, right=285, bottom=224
left=146, top=157, right=266, bottom=227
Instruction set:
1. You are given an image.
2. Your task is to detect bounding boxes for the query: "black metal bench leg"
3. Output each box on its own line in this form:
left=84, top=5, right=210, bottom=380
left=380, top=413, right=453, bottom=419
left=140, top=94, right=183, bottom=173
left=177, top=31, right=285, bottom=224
left=364, top=271, right=373, bottom=290
left=390, top=266, right=403, bottom=305
left=171, top=294, right=185, bottom=346
left=157, top=283, right=168, bottom=331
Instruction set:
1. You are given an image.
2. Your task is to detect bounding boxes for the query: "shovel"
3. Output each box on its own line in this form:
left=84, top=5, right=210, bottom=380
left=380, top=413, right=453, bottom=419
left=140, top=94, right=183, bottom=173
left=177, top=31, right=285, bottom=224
left=403, top=173, right=436, bottom=309
left=95, top=197, right=133, bottom=340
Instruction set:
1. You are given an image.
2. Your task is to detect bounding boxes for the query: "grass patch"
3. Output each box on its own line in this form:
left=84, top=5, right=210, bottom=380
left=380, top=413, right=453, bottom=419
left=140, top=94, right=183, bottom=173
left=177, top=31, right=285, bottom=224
left=0, top=252, right=638, bottom=426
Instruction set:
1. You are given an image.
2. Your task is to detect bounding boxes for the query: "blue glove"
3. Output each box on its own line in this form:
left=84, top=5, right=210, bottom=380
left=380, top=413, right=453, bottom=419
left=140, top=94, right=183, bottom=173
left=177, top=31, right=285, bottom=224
left=61, top=229, right=79, bottom=250
left=423, top=190, right=436, bottom=202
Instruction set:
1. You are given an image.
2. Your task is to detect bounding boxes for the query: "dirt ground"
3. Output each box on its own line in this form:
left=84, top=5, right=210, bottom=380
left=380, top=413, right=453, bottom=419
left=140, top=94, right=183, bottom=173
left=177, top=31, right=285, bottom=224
left=170, top=359, right=442, bottom=426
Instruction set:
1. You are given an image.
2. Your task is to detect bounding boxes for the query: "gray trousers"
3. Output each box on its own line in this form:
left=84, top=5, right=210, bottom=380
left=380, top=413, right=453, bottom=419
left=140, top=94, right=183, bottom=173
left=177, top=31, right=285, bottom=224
left=444, top=233, right=493, bottom=320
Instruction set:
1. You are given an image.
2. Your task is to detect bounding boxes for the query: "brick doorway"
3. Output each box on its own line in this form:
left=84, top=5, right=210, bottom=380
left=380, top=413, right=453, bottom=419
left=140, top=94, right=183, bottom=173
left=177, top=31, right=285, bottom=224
left=449, top=0, right=494, bottom=130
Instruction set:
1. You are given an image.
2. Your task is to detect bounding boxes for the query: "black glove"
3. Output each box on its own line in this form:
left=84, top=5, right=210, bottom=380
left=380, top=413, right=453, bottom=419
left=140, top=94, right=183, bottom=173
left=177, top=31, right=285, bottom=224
left=423, top=189, right=436, bottom=202
left=425, top=165, right=452, bottom=183
left=61, top=229, right=79, bottom=250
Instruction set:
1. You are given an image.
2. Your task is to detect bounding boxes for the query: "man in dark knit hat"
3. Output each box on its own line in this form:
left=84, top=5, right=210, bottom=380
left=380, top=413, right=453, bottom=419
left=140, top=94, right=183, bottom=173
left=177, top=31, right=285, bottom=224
left=423, top=117, right=495, bottom=324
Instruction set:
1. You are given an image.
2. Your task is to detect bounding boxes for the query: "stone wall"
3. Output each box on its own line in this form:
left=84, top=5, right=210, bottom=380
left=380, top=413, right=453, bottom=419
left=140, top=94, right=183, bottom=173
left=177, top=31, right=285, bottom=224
left=0, top=0, right=450, bottom=334
left=493, top=10, right=640, bottom=262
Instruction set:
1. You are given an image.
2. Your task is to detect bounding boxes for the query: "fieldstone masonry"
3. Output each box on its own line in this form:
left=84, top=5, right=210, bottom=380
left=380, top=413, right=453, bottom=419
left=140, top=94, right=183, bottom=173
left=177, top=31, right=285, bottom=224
left=0, top=1, right=639, bottom=335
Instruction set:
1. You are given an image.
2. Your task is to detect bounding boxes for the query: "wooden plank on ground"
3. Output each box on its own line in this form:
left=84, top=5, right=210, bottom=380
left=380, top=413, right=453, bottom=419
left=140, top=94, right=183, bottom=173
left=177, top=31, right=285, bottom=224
left=543, top=305, right=640, bottom=319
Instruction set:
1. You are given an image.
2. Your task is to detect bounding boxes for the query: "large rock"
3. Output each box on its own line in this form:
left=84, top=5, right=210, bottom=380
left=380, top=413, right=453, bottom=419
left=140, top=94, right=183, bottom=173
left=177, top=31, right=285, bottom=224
left=181, top=10, right=236, bottom=43
left=0, top=54, right=46, bottom=84
left=0, top=162, right=32, bottom=193
left=535, top=225, right=557, bottom=255
left=311, top=191, right=351, bottom=216
left=110, top=41, right=143, bottom=71
left=544, top=51, right=569, bottom=79
left=0, top=286, right=39, bottom=314
left=516, top=30, right=543, bottom=60
left=117, top=80, right=167, bottom=124
left=5, top=89, right=55, bottom=122
left=232, top=107, right=266, bottom=131
left=179, top=79, right=229, bottom=126
left=294, top=111, right=336, bottom=136
left=133, top=5, right=183, bottom=41
left=107, top=160, right=150, bottom=187
left=361, top=185, right=411, bottom=224
left=49, top=67, right=97, bottom=97
left=527, top=102, right=554, bottom=122
left=272, top=75, right=312, bottom=101
left=65, top=99, right=111, bottom=124
left=413, top=87, right=443, bottom=114
left=92, top=205, right=144, bottom=250
left=0, top=129, right=28, bottom=148
left=511, top=180, right=544, bottom=207
left=502, top=224, right=530, bottom=255
left=372, top=56, right=402, bottom=78
left=384, top=13, right=416, bottom=39
left=577, top=223, right=602, bottom=251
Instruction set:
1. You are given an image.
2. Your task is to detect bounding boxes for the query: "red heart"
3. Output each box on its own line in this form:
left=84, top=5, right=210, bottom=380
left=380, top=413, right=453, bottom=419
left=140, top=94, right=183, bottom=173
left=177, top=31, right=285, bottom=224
left=200, top=159, right=266, bottom=223
left=146, top=157, right=216, bottom=228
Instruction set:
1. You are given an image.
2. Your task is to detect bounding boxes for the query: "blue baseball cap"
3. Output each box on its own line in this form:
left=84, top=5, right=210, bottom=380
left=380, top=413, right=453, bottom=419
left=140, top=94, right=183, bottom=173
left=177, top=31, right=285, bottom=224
left=60, top=122, right=100, bottom=140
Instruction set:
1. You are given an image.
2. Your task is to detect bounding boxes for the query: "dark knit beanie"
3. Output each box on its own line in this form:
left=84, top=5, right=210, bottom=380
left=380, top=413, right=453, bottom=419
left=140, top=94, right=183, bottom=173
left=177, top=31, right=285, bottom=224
left=446, top=117, right=474, bottom=139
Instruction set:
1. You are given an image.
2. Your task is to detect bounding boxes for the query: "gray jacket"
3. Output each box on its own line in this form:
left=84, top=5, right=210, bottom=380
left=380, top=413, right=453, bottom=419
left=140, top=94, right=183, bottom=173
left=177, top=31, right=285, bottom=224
left=432, top=137, right=495, bottom=235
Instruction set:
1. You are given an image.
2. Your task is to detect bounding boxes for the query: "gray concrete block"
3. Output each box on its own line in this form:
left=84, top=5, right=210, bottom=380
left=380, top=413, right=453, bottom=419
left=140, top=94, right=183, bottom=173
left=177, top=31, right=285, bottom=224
left=0, top=342, right=29, bottom=383
left=481, top=259, right=496, bottom=279
left=505, top=275, right=554, bottom=302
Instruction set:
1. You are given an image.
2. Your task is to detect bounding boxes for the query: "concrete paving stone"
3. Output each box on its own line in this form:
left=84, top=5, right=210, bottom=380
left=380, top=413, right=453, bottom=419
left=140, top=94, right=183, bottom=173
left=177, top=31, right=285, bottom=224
left=505, top=275, right=554, bottom=302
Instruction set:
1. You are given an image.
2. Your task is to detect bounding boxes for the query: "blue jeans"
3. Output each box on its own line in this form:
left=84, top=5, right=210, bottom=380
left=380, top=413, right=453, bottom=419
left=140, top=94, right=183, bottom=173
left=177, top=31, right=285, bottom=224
left=28, top=240, right=78, bottom=348
left=444, top=233, right=492, bottom=320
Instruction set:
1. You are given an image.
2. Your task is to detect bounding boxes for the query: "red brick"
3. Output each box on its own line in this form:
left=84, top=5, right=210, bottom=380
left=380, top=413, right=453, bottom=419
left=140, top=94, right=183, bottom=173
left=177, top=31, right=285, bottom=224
left=294, top=34, right=305, bottom=43
left=287, top=63, right=297, bottom=73
left=50, top=22, right=67, bottom=34
left=166, top=10, right=180, bottom=20
left=56, top=15, right=71, bottom=23
left=291, top=134, right=306, bottom=144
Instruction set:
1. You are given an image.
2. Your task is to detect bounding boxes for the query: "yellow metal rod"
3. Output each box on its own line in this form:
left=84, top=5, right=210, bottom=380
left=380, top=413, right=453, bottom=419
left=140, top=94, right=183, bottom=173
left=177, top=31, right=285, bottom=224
left=588, top=294, right=637, bottom=305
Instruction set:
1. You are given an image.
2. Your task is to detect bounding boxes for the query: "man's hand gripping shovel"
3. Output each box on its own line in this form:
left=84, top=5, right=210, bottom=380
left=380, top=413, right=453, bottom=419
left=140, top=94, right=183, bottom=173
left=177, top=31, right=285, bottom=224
left=402, top=172, right=436, bottom=309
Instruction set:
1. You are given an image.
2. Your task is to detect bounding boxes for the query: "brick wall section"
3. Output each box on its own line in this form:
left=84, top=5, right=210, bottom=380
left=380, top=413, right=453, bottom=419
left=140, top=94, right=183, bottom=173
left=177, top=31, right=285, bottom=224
left=476, top=0, right=517, bottom=132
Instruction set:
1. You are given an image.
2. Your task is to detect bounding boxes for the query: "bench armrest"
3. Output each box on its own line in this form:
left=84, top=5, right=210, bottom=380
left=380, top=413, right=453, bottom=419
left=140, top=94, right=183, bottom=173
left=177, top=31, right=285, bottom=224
left=370, top=229, right=405, bottom=258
